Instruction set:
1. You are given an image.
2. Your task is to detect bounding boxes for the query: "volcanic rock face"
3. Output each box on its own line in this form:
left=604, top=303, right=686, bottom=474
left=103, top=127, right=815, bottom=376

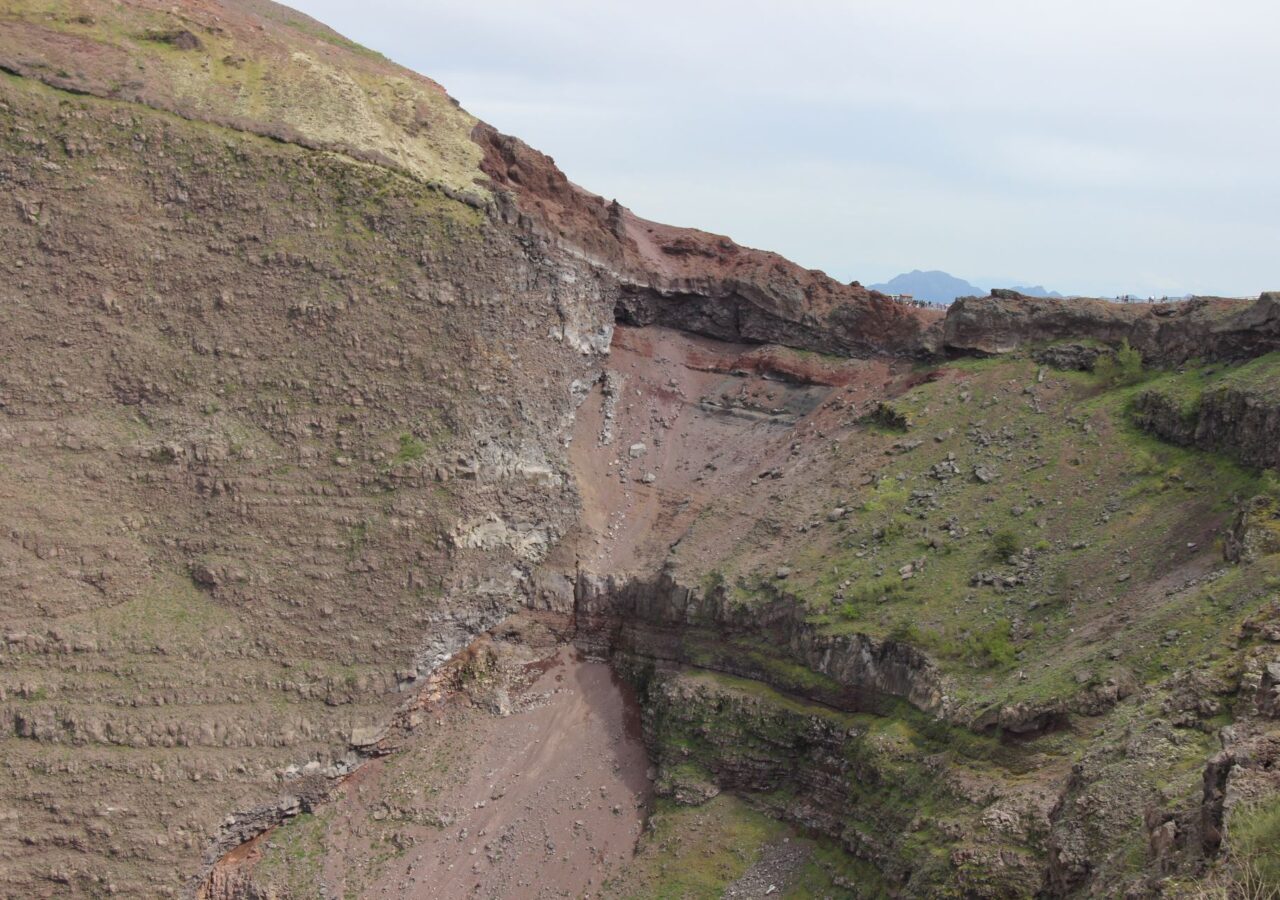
left=945, top=290, right=1280, bottom=362
left=3, top=2, right=1280, bottom=898
left=572, top=571, right=947, bottom=716
left=1224, top=498, right=1280, bottom=564
left=473, top=122, right=944, bottom=358
left=1132, top=383, right=1280, bottom=471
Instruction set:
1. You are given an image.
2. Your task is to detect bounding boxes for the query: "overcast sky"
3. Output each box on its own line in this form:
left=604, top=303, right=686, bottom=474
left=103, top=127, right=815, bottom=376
left=290, top=0, right=1278, bottom=298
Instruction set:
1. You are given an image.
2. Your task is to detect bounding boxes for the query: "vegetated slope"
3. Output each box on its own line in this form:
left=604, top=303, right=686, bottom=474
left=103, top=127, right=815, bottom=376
left=536, top=322, right=1280, bottom=896
left=0, top=0, right=488, bottom=196
left=2, top=2, right=1280, bottom=898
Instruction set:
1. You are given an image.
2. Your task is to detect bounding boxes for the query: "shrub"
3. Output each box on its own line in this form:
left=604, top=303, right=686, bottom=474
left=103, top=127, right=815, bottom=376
left=393, top=432, right=427, bottom=464
left=991, top=530, right=1021, bottom=559
left=861, top=402, right=911, bottom=432
left=887, top=618, right=923, bottom=644
left=1093, top=339, right=1145, bottom=387
left=848, top=576, right=903, bottom=605
left=958, top=619, right=1016, bottom=669
left=702, top=569, right=727, bottom=596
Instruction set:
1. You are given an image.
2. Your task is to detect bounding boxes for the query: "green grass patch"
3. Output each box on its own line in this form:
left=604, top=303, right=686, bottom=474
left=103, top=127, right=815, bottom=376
left=1230, top=796, right=1280, bottom=888
left=255, top=811, right=332, bottom=897
left=608, top=795, right=786, bottom=899
left=71, top=574, right=233, bottom=647
left=391, top=432, right=427, bottom=465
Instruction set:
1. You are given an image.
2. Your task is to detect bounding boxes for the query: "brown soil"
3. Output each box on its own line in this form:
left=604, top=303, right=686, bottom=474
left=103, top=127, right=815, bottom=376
left=260, top=645, right=652, bottom=899
left=565, top=324, right=905, bottom=577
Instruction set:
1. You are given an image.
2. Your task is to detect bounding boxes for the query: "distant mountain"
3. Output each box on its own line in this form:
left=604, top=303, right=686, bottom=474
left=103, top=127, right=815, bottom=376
left=870, top=270, right=1065, bottom=303
left=1003, top=284, right=1063, bottom=299
left=868, top=270, right=983, bottom=304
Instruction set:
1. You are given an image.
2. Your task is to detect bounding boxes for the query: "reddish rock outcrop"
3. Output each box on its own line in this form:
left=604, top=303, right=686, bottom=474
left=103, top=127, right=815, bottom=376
left=473, top=123, right=942, bottom=358
left=476, top=126, right=1280, bottom=366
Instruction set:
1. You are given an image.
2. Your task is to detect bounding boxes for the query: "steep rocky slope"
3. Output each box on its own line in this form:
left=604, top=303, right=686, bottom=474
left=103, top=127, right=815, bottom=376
left=1131, top=353, right=1280, bottom=471
left=0, top=66, right=610, bottom=895
left=2, top=2, right=1279, bottom=898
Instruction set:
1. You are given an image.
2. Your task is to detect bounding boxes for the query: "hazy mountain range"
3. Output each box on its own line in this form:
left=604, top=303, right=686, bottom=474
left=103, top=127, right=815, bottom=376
left=870, top=269, right=1062, bottom=304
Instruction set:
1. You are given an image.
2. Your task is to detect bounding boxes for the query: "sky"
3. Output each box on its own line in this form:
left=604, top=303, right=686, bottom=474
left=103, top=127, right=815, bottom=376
left=289, top=0, right=1279, bottom=298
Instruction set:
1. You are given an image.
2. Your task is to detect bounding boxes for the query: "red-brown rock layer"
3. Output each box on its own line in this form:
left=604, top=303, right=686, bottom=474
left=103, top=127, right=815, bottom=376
left=473, top=123, right=943, bottom=358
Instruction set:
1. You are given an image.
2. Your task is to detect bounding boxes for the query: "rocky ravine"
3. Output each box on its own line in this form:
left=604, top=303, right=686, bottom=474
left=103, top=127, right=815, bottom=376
left=2, top=2, right=1280, bottom=898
